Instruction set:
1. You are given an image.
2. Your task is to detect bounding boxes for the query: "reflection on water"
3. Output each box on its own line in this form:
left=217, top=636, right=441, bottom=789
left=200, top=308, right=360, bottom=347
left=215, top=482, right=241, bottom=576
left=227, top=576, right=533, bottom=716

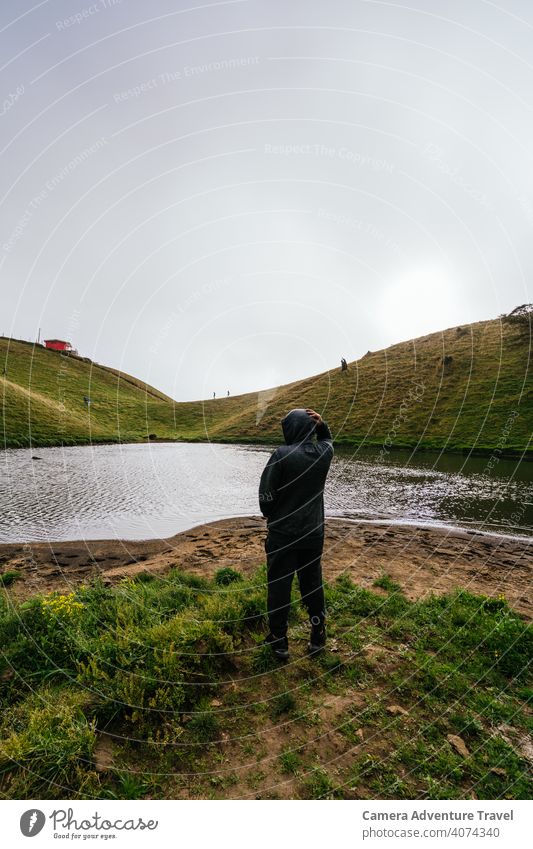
left=0, top=442, right=531, bottom=542
left=329, top=447, right=532, bottom=537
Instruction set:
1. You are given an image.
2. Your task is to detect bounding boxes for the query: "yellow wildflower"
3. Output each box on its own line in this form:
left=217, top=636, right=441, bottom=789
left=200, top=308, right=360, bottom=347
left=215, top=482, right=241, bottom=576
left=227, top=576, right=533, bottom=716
left=42, top=592, right=84, bottom=617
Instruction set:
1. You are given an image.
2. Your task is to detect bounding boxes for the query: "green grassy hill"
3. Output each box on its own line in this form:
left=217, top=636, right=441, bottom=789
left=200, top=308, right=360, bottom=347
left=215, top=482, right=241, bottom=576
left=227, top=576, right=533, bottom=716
left=1, top=315, right=531, bottom=455
left=0, top=337, right=181, bottom=448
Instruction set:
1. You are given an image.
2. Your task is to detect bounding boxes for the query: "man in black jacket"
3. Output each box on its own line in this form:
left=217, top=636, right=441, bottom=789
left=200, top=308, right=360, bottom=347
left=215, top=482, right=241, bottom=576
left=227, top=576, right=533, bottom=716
left=258, top=408, right=334, bottom=659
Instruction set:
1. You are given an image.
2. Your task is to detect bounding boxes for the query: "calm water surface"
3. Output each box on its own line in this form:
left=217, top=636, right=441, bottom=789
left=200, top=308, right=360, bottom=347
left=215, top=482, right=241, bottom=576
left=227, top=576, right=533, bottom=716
left=0, top=442, right=531, bottom=542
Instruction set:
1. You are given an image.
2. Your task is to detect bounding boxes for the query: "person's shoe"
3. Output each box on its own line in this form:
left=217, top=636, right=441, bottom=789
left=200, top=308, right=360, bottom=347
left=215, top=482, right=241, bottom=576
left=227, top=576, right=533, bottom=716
left=308, top=616, right=326, bottom=654
left=265, top=632, right=289, bottom=661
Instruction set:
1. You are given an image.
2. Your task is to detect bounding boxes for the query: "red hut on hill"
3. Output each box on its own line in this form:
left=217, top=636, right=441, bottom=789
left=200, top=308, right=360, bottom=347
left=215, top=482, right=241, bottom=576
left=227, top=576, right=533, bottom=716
left=44, top=339, right=77, bottom=354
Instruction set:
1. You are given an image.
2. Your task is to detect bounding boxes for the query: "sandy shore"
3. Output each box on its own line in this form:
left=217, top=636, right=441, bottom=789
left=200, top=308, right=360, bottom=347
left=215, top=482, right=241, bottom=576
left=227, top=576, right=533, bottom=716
left=0, top=517, right=531, bottom=618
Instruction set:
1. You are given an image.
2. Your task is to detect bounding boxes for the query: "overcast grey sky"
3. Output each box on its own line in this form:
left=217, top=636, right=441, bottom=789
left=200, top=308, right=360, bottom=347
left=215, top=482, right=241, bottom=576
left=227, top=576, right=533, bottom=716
left=1, top=0, right=532, bottom=400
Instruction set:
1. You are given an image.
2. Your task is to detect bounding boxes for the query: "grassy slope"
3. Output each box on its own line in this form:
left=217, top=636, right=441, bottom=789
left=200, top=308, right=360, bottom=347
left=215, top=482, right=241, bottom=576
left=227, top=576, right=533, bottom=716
left=0, top=337, right=182, bottom=448
left=0, top=566, right=531, bottom=800
left=1, top=317, right=532, bottom=454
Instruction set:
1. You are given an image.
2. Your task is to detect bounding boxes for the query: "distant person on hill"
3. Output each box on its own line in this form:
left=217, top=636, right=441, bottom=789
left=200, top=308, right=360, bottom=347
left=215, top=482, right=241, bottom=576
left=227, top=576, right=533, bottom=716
left=258, top=408, right=334, bottom=660
left=213, top=392, right=216, bottom=399
left=341, top=357, right=348, bottom=371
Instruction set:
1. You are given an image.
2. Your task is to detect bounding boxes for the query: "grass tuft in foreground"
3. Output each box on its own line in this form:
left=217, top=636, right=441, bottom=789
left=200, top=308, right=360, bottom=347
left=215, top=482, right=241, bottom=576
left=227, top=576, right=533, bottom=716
left=0, top=568, right=531, bottom=800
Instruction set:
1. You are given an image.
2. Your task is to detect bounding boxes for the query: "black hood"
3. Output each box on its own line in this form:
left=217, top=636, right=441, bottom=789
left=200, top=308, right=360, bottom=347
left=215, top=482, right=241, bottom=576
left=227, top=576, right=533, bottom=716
left=281, top=409, right=316, bottom=445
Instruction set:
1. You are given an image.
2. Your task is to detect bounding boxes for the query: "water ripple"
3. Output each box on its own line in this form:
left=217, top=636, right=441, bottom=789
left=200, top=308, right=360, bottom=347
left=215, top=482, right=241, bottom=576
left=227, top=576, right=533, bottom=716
left=0, top=443, right=531, bottom=542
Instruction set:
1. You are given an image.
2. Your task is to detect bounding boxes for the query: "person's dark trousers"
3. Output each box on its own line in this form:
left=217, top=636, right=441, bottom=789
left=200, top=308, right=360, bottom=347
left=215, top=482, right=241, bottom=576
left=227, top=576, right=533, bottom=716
left=265, top=534, right=326, bottom=636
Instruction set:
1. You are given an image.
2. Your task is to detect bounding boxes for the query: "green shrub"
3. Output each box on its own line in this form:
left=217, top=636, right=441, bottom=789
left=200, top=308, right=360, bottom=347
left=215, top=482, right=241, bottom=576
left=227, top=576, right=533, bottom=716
left=167, top=568, right=209, bottom=591
left=0, top=686, right=96, bottom=799
left=186, top=699, right=220, bottom=742
left=78, top=615, right=233, bottom=726
left=279, top=749, right=301, bottom=774
left=0, top=571, right=21, bottom=586
left=411, top=591, right=532, bottom=681
left=485, top=612, right=532, bottom=679
left=271, top=690, right=297, bottom=718
left=214, top=567, right=243, bottom=586
left=201, top=580, right=265, bottom=633
left=0, top=593, right=89, bottom=681
left=373, top=573, right=402, bottom=593
left=302, top=767, right=337, bottom=799
left=253, top=641, right=282, bottom=673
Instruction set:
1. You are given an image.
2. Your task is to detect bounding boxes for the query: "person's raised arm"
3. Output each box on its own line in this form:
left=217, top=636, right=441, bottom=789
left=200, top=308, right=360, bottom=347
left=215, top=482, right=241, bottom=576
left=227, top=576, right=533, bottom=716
left=306, top=409, right=333, bottom=451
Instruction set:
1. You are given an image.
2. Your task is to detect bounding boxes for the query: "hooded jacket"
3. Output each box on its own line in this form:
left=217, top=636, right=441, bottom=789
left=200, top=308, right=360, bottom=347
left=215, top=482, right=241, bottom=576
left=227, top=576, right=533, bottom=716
left=258, top=409, right=334, bottom=543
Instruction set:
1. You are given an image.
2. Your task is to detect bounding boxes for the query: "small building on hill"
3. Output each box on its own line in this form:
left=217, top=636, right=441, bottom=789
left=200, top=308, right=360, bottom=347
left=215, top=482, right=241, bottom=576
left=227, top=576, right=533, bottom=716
left=44, top=339, right=78, bottom=354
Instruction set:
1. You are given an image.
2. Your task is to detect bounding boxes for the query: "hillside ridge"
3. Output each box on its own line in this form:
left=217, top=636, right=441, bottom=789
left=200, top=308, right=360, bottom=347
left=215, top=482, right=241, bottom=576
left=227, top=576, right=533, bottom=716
left=1, top=317, right=531, bottom=455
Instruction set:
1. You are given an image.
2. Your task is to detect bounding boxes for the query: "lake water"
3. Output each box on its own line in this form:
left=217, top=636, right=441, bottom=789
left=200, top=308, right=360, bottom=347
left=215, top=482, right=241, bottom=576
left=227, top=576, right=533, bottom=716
left=0, top=442, right=531, bottom=543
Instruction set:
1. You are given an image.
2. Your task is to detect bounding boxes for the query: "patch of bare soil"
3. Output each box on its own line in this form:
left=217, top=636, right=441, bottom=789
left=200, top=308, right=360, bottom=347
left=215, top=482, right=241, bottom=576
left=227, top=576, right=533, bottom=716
left=0, top=517, right=530, bottom=618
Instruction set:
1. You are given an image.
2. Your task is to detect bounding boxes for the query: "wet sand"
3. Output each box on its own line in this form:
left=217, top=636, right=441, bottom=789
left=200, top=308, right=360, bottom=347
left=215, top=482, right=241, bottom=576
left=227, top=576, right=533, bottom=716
left=0, top=517, right=531, bottom=618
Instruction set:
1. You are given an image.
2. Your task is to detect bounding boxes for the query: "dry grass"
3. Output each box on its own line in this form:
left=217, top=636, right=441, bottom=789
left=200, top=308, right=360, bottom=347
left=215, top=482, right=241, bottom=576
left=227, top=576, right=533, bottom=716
left=1, top=316, right=531, bottom=455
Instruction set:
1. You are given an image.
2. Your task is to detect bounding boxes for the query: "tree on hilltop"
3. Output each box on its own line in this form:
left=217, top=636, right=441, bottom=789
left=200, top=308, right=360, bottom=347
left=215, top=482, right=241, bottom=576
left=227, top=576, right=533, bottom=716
left=500, top=304, right=532, bottom=338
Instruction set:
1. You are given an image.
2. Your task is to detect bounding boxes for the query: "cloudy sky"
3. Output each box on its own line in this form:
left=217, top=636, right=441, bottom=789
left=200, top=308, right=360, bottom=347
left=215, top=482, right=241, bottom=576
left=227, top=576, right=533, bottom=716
left=1, top=0, right=532, bottom=400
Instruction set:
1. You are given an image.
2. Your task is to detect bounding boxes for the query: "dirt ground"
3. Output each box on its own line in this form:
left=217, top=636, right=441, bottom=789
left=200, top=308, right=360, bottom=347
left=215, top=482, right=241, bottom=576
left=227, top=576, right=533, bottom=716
left=1, top=517, right=531, bottom=618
